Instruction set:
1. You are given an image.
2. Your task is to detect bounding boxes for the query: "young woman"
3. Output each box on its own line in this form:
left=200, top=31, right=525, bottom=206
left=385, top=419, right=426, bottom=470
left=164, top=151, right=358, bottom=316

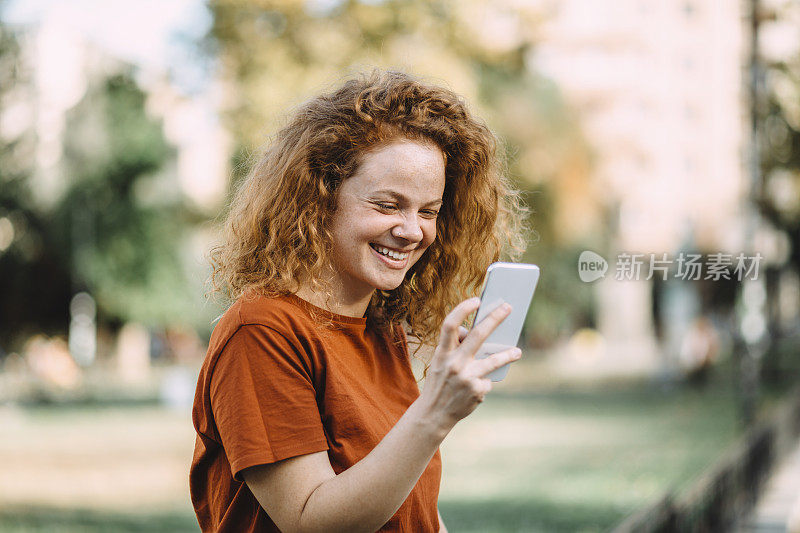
left=190, top=69, right=527, bottom=532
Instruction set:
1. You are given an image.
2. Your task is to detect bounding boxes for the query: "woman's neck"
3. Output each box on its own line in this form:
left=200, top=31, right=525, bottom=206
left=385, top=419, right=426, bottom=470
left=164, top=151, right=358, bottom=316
left=294, top=284, right=372, bottom=318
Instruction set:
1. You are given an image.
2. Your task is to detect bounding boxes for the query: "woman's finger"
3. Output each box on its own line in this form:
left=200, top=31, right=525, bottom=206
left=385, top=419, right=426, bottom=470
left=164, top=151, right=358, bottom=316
left=458, top=303, right=512, bottom=358
left=437, top=298, right=481, bottom=352
left=468, top=346, right=522, bottom=379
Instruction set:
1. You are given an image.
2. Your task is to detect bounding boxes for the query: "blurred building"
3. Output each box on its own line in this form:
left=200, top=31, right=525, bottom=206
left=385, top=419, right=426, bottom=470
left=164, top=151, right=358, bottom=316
left=533, top=0, right=745, bottom=252
left=529, top=0, right=747, bottom=375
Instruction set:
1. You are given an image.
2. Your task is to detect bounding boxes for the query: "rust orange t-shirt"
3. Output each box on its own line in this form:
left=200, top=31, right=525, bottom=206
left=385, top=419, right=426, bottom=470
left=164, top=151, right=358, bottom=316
left=190, top=292, right=442, bottom=532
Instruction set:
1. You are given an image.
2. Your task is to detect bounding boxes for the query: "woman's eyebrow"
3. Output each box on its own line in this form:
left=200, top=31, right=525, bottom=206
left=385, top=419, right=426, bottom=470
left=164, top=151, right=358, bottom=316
left=371, top=189, right=443, bottom=206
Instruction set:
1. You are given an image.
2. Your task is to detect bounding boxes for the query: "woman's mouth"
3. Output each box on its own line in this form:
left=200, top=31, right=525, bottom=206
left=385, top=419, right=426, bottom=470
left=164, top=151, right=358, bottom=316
left=370, top=244, right=410, bottom=260
left=369, top=243, right=411, bottom=269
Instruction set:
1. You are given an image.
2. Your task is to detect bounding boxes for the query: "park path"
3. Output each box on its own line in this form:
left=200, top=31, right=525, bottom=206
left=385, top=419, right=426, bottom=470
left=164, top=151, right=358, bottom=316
left=737, top=438, right=800, bottom=533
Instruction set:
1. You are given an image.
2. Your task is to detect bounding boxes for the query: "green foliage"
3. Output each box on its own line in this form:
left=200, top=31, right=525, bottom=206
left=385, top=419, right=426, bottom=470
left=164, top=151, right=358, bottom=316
left=57, top=74, right=211, bottom=330
left=0, top=5, right=218, bottom=343
left=0, top=18, right=74, bottom=347
left=760, top=60, right=800, bottom=269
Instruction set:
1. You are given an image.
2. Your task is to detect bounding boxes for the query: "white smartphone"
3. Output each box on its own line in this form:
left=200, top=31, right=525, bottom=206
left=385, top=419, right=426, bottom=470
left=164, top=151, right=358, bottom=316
left=470, top=262, right=540, bottom=382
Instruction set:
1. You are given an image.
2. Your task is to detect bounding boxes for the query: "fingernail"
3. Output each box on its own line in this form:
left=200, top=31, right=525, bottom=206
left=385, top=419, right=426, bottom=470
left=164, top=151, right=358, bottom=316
left=513, top=348, right=522, bottom=358
left=502, top=303, right=512, bottom=312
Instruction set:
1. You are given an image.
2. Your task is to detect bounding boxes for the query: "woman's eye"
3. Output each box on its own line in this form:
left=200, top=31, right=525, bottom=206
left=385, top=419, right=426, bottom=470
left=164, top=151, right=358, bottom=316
left=374, top=203, right=437, bottom=217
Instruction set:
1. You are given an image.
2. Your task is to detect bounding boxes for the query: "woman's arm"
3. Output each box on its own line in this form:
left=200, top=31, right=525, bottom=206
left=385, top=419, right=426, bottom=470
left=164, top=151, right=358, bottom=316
left=243, top=299, right=520, bottom=533
left=245, top=397, right=451, bottom=533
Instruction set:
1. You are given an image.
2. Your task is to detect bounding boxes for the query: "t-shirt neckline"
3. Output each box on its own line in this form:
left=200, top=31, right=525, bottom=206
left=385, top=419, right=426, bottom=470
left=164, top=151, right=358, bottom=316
left=284, top=293, right=368, bottom=327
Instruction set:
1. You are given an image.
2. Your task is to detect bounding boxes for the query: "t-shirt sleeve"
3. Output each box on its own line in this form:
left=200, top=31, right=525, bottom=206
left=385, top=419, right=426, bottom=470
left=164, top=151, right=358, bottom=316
left=209, top=324, right=329, bottom=481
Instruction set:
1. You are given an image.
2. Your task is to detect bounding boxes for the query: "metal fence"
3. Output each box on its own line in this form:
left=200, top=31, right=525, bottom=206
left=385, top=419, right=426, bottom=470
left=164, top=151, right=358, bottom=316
left=613, top=386, right=800, bottom=533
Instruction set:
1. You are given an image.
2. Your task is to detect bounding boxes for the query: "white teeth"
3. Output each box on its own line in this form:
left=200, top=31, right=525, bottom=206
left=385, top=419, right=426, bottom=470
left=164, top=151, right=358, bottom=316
left=374, top=245, right=409, bottom=260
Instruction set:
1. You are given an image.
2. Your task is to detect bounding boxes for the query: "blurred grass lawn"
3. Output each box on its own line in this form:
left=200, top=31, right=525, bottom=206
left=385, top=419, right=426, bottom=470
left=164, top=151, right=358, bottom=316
left=0, top=383, right=743, bottom=532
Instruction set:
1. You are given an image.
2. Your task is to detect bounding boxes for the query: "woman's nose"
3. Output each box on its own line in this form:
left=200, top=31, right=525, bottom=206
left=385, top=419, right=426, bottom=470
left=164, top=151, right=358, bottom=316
left=391, top=215, right=423, bottom=243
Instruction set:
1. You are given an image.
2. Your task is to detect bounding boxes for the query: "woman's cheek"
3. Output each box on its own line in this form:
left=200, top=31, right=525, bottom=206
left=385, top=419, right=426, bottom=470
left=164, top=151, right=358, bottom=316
left=423, top=221, right=437, bottom=248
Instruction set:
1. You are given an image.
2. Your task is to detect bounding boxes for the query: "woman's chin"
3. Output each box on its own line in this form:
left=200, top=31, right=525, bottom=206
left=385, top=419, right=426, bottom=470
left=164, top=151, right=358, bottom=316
left=375, top=282, right=403, bottom=292
left=371, top=276, right=405, bottom=292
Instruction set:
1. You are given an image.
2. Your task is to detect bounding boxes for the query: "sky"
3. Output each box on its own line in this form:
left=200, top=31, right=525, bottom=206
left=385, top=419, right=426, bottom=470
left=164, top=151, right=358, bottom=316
left=2, top=0, right=212, bottom=93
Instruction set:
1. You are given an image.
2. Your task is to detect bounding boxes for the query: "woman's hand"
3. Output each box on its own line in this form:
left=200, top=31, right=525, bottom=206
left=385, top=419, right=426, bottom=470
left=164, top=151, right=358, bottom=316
left=418, top=297, right=522, bottom=431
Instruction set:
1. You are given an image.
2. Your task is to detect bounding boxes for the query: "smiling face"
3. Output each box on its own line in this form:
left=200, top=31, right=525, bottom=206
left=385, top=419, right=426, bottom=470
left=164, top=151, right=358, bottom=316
left=325, top=138, right=446, bottom=309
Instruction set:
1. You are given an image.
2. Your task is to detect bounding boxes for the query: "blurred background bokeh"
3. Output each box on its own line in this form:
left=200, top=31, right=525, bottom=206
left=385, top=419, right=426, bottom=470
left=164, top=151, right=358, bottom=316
left=2, top=0, right=800, bottom=531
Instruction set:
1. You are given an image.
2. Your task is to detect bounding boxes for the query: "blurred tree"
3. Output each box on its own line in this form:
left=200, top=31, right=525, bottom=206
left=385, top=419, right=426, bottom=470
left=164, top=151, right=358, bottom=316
left=57, top=73, right=212, bottom=332
left=208, top=0, right=602, bottom=344
left=0, top=13, right=73, bottom=350
left=757, top=5, right=800, bottom=382
left=760, top=58, right=800, bottom=272
left=0, top=22, right=214, bottom=351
